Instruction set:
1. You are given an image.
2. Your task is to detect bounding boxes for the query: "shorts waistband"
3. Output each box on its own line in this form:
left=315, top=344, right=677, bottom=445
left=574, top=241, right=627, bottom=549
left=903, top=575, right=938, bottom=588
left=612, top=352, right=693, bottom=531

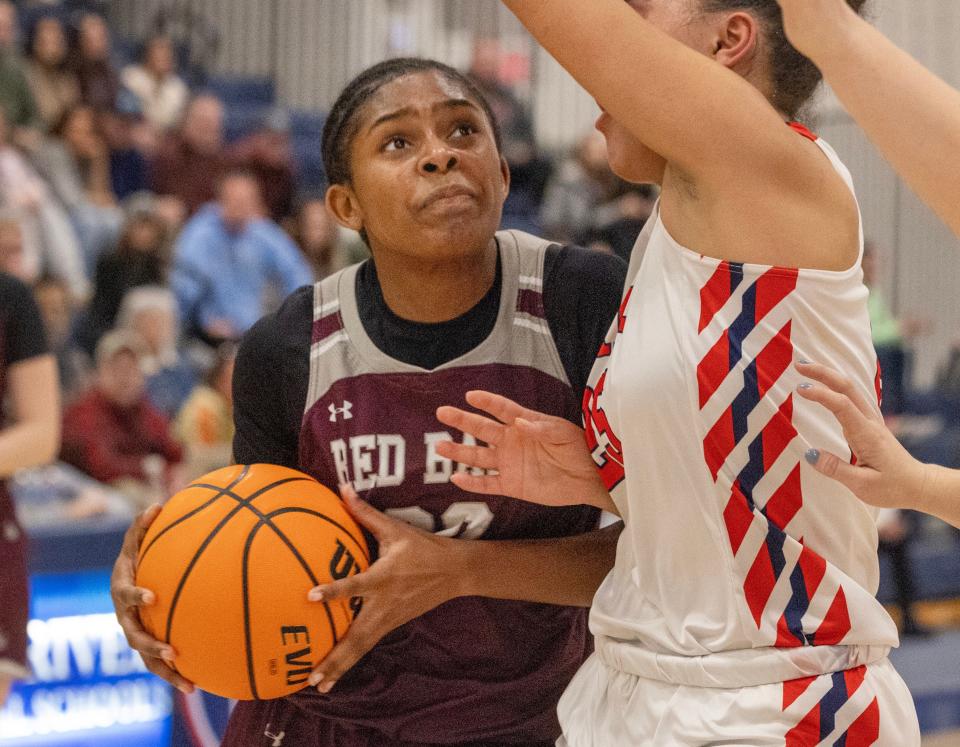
left=595, top=634, right=890, bottom=688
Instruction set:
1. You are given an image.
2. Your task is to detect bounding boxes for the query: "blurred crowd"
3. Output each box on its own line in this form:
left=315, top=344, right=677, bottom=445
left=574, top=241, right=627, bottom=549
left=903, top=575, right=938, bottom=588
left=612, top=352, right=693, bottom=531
left=1, top=1, right=956, bottom=631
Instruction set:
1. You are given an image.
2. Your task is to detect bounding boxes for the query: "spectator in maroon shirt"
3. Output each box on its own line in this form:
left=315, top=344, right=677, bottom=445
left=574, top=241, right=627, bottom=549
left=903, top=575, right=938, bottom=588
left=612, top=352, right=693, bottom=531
left=60, top=329, right=183, bottom=507
left=149, top=93, right=228, bottom=215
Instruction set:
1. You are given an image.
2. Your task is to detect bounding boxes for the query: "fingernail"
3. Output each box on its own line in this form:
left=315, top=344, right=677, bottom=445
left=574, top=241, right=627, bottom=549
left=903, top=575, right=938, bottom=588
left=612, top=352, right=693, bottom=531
left=140, top=590, right=155, bottom=605
left=798, top=383, right=813, bottom=390
left=307, top=588, right=324, bottom=602
left=308, top=672, right=323, bottom=687
left=804, top=448, right=820, bottom=465
left=178, top=684, right=193, bottom=694
left=798, top=359, right=812, bottom=365
left=319, top=680, right=336, bottom=694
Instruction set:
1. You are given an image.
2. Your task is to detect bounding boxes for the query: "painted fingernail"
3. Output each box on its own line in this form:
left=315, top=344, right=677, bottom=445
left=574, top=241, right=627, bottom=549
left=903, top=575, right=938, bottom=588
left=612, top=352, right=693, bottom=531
left=308, top=672, right=323, bottom=687
left=798, top=383, right=813, bottom=390
left=307, top=588, right=324, bottom=602
left=804, top=448, right=820, bottom=465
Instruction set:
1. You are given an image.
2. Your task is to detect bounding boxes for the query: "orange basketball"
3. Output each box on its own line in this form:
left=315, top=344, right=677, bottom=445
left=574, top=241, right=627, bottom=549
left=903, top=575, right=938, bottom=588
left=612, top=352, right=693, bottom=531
left=136, top=464, right=370, bottom=700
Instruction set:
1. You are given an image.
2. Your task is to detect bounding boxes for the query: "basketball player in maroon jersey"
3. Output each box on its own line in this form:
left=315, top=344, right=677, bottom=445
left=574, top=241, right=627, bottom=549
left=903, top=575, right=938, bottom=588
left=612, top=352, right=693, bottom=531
left=0, top=271, right=60, bottom=705
left=111, top=58, right=629, bottom=745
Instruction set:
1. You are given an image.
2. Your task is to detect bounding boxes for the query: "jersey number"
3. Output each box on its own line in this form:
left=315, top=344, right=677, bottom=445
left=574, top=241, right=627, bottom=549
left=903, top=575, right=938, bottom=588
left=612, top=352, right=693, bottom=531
left=385, top=503, right=494, bottom=539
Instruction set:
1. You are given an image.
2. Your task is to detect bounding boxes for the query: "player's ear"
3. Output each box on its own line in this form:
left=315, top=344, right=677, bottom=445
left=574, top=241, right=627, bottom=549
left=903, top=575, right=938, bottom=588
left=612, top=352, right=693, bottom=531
left=325, top=184, right=364, bottom=233
left=498, top=155, right=511, bottom=202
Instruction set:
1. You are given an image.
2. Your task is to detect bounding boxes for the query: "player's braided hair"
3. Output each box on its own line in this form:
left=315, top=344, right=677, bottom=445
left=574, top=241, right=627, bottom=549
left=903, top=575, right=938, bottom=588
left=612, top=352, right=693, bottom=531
left=322, top=58, right=503, bottom=187
left=699, top=0, right=870, bottom=118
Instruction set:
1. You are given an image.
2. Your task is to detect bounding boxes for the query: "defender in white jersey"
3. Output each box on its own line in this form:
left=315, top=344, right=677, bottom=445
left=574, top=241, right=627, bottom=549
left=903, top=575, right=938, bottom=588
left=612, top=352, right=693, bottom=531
left=439, top=0, right=920, bottom=744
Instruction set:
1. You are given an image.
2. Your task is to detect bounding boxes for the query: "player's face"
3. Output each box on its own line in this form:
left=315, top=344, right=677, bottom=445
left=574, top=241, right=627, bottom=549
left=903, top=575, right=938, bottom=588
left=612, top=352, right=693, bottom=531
left=330, top=71, right=509, bottom=263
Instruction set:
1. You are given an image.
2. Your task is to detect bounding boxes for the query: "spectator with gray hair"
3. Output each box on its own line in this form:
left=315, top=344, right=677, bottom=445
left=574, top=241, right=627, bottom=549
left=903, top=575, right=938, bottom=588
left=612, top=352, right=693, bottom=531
left=117, top=284, right=197, bottom=418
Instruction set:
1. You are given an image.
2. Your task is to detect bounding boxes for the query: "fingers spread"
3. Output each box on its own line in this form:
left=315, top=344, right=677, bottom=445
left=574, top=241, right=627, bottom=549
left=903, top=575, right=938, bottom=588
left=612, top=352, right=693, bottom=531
left=308, top=573, right=366, bottom=603
left=434, top=440, right=499, bottom=471
left=795, top=362, right=878, bottom=418
left=464, top=390, right=533, bottom=424
left=308, top=621, right=378, bottom=693
left=806, top=448, right=871, bottom=499
left=796, top=381, right=870, bottom=434
left=436, top=406, right=504, bottom=446
left=339, top=487, right=394, bottom=538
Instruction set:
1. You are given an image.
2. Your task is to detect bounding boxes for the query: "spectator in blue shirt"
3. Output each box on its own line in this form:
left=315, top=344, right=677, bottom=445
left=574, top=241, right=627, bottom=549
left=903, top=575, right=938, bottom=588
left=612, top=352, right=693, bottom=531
left=171, top=169, right=312, bottom=343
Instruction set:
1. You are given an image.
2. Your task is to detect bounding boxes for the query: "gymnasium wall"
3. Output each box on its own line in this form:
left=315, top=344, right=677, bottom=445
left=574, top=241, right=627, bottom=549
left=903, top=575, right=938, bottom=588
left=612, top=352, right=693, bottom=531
left=110, top=0, right=960, bottom=385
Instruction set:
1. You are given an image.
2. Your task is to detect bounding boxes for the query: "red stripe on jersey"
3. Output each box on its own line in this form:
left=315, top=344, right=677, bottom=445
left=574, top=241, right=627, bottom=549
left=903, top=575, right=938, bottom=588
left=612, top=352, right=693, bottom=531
left=785, top=702, right=821, bottom=746
left=754, top=269, right=799, bottom=324
left=764, top=463, right=803, bottom=532
left=761, top=395, right=797, bottom=473
left=815, top=586, right=852, bottom=645
left=698, top=331, right=730, bottom=408
left=744, top=544, right=778, bottom=626
left=756, top=321, right=794, bottom=399
left=844, top=697, right=880, bottom=746
left=699, top=262, right=736, bottom=333
left=788, top=121, right=819, bottom=142
left=782, top=675, right=817, bottom=710
left=723, top=484, right=754, bottom=554
left=797, top=543, right=827, bottom=604
left=843, top=665, right=868, bottom=697
left=617, top=286, right=633, bottom=333
left=704, top=406, right=735, bottom=481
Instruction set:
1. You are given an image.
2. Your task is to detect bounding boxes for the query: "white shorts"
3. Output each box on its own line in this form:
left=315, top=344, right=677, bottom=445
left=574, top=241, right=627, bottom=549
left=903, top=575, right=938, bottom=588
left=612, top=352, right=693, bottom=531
left=557, top=652, right=919, bottom=746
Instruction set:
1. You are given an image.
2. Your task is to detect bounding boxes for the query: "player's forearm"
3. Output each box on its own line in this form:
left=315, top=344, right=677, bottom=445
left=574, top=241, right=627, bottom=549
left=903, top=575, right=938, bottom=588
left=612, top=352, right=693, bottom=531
left=0, top=420, right=60, bottom=477
left=918, top=464, right=960, bottom=530
left=811, top=13, right=960, bottom=236
left=453, top=522, right=622, bottom=607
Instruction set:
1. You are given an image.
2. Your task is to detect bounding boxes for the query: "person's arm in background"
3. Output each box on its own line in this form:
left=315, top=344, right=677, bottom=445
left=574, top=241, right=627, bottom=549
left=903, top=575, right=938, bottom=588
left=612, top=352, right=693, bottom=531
left=0, top=357, right=59, bottom=477
left=796, top=361, right=960, bottom=530
left=0, top=280, right=60, bottom=477
left=776, top=0, right=960, bottom=237
left=259, top=221, right=314, bottom=295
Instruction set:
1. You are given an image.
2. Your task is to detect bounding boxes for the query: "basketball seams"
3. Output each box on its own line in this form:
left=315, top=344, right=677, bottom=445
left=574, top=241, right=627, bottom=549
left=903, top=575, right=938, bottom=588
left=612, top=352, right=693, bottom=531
left=162, top=477, right=311, bottom=645
left=139, top=465, right=251, bottom=564
left=241, top=512, right=341, bottom=700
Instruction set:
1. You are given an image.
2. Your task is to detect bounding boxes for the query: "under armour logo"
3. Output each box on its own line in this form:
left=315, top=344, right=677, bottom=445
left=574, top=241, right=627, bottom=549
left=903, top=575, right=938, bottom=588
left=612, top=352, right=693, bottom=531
left=264, top=725, right=285, bottom=746
left=328, top=401, right=353, bottom=422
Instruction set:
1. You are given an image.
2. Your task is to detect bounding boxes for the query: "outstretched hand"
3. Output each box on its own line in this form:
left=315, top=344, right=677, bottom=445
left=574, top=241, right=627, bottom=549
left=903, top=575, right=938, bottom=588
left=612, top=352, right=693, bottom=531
left=305, top=485, right=466, bottom=694
left=435, top=390, right=614, bottom=512
left=795, top=361, right=927, bottom=510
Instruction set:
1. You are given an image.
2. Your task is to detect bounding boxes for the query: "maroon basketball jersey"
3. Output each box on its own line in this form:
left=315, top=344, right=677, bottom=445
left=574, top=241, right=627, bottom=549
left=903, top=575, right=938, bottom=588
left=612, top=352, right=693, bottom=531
left=286, top=232, right=599, bottom=743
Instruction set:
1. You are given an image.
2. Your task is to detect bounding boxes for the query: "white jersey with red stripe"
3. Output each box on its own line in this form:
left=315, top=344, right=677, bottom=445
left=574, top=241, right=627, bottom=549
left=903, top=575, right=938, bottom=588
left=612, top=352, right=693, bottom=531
left=582, top=133, right=900, bottom=678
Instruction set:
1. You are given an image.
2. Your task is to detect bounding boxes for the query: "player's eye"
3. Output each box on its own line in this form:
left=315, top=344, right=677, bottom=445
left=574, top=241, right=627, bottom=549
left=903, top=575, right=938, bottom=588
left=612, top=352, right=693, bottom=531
left=383, top=136, right=410, bottom=152
left=451, top=123, right=478, bottom=139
